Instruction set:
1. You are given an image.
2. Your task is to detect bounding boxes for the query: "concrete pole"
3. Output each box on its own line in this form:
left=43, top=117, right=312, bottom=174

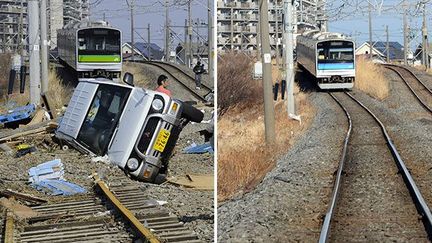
left=17, top=0, right=24, bottom=54
left=422, top=3, right=428, bottom=68
left=368, top=2, right=373, bottom=60
left=403, top=0, right=408, bottom=65
left=28, top=0, right=41, bottom=104
left=40, top=0, right=49, bottom=93
left=165, top=0, right=170, bottom=62
left=283, top=0, right=295, bottom=116
left=208, top=0, right=214, bottom=82
left=256, top=9, right=260, bottom=58
left=259, top=0, right=276, bottom=144
left=130, top=0, right=135, bottom=61
left=386, top=25, right=390, bottom=63
left=148, top=24, right=151, bottom=61
left=2, top=22, right=5, bottom=52
left=230, top=7, right=234, bottom=50
left=184, top=19, right=187, bottom=64
left=187, top=0, right=192, bottom=67
left=275, top=9, right=280, bottom=69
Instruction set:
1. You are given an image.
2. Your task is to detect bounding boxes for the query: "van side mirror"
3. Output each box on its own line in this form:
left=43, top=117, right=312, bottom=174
left=123, top=72, right=134, bottom=86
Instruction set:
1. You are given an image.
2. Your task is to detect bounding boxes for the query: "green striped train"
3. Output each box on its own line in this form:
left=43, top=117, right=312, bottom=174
left=57, top=21, right=122, bottom=81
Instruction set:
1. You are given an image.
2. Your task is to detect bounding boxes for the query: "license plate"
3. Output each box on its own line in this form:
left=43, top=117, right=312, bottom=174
left=153, top=129, right=171, bottom=152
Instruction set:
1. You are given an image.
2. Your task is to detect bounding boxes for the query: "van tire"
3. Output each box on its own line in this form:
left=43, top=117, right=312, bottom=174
left=181, top=102, right=204, bottom=123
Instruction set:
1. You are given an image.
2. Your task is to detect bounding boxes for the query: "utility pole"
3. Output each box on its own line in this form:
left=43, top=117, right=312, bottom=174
left=165, top=0, right=170, bottom=62
left=2, top=22, right=6, bottom=52
left=368, top=2, right=373, bottom=60
left=275, top=9, right=280, bottom=69
left=386, top=25, right=390, bottom=63
left=103, top=13, right=106, bottom=22
left=403, top=0, right=408, bottom=65
left=283, top=0, right=295, bottom=117
left=40, top=0, right=48, bottom=93
left=208, top=0, right=213, bottom=83
left=259, top=0, right=276, bottom=144
left=422, top=2, right=429, bottom=69
left=256, top=11, right=260, bottom=59
left=148, top=24, right=151, bottom=61
left=17, top=0, right=24, bottom=54
left=130, top=0, right=135, bottom=61
left=28, top=0, right=41, bottom=104
left=187, top=0, right=193, bottom=67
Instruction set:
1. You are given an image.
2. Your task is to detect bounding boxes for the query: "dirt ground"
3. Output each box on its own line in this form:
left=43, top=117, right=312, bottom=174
left=0, top=72, right=214, bottom=241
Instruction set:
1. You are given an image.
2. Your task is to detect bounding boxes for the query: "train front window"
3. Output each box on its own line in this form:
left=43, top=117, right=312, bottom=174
left=317, top=41, right=354, bottom=63
left=77, top=29, right=121, bottom=57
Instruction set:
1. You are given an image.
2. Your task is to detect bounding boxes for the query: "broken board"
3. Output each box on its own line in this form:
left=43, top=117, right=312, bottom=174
left=168, top=174, right=213, bottom=190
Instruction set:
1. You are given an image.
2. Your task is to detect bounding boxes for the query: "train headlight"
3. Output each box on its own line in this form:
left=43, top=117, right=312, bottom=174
left=152, top=99, right=164, bottom=111
left=126, top=158, right=140, bottom=171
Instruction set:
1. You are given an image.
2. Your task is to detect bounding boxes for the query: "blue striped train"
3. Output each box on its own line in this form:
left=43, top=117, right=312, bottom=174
left=296, top=30, right=355, bottom=89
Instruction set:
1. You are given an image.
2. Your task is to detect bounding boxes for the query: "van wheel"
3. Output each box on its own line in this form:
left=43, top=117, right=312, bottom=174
left=181, top=102, right=204, bottom=123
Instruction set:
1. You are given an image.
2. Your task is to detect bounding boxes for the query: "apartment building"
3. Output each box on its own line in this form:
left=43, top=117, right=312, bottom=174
left=0, top=0, right=89, bottom=53
left=217, top=0, right=326, bottom=53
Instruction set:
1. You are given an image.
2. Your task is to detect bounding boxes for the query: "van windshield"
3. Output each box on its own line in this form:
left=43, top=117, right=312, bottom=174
left=77, top=84, right=130, bottom=155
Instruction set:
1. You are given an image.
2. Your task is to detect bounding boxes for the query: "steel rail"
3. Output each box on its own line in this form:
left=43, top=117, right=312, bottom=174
left=318, top=92, right=353, bottom=243
left=92, top=173, right=161, bottom=243
left=383, top=64, right=432, bottom=114
left=344, top=92, right=432, bottom=238
left=128, top=60, right=211, bottom=102
left=142, top=61, right=210, bottom=100
left=148, top=61, right=213, bottom=91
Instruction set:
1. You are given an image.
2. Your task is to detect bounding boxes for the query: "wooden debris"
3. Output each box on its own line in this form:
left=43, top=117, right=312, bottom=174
left=0, top=143, right=13, bottom=153
left=0, top=189, right=47, bottom=205
left=27, top=109, right=46, bottom=126
left=41, top=91, right=56, bottom=119
left=0, top=120, right=58, bottom=143
left=0, top=198, right=39, bottom=219
left=168, top=174, right=214, bottom=190
left=4, top=210, right=14, bottom=243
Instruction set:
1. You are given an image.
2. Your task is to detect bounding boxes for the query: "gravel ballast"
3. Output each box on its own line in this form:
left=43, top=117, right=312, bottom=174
left=218, top=91, right=346, bottom=242
left=218, top=67, right=432, bottom=242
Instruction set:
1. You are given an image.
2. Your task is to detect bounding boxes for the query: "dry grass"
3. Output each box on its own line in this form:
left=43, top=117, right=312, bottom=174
left=122, top=62, right=153, bottom=87
left=0, top=68, right=71, bottom=114
left=48, top=68, right=72, bottom=110
left=355, top=57, right=389, bottom=100
left=217, top=52, right=315, bottom=201
left=218, top=52, right=263, bottom=113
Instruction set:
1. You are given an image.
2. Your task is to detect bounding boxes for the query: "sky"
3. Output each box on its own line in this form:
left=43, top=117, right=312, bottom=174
left=326, top=0, right=431, bottom=51
left=90, top=0, right=431, bottom=53
left=90, top=0, right=211, bottom=49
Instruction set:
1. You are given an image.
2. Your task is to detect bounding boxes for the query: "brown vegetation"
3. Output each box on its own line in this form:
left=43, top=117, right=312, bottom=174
left=355, top=57, right=389, bottom=100
left=217, top=52, right=314, bottom=201
left=217, top=52, right=264, bottom=113
left=47, top=68, right=72, bottom=111
left=122, top=62, right=153, bottom=88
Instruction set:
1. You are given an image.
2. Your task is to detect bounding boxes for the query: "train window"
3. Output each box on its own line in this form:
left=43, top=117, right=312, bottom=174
left=317, top=41, right=354, bottom=63
left=77, top=29, right=121, bottom=56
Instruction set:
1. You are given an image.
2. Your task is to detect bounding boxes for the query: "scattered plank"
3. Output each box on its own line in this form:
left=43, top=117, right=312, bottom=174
left=0, top=189, right=47, bottom=205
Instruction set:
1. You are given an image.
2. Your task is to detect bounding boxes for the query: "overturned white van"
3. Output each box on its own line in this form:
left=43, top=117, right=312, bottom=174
left=56, top=73, right=204, bottom=183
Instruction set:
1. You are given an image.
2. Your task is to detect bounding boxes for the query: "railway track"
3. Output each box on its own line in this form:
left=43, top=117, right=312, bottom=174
left=319, top=92, right=432, bottom=242
left=133, top=61, right=213, bottom=103
left=384, top=64, right=432, bottom=114
left=4, top=174, right=203, bottom=243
